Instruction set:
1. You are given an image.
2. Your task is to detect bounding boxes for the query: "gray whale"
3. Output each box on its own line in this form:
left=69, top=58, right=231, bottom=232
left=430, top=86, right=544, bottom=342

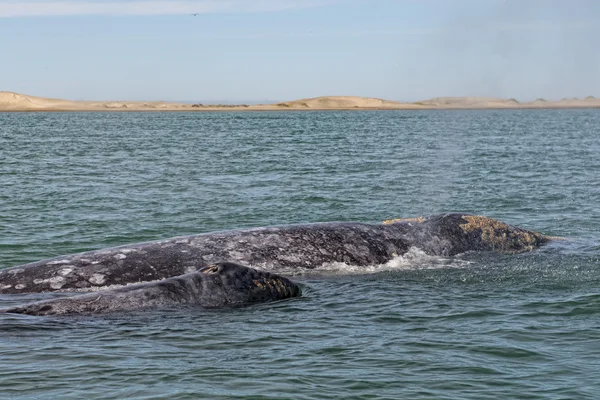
left=1, top=262, right=301, bottom=316
left=0, top=213, right=551, bottom=294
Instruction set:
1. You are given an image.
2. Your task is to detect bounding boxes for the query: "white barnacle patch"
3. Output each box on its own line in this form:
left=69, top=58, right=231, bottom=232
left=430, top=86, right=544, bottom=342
left=33, top=276, right=66, bottom=289
left=8, top=268, right=24, bottom=274
left=120, top=249, right=135, bottom=254
left=89, top=273, right=106, bottom=285
left=49, top=276, right=66, bottom=289
left=15, top=284, right=26, bottom=290
left=277, top=254, right=302, bottom=263
left=59, top=266, right=75, bottom=276
left=47, top=259, right=71, bottom=265
left=0, top=284, right=12, bottom=290
left=114, top=253, right=127, bottom=260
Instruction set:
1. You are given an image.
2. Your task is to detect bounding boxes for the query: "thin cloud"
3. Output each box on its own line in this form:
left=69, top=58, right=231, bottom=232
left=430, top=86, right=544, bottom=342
left=489, top=20, right=592, bottom=32
left=0, top=0, right=338, bottom=17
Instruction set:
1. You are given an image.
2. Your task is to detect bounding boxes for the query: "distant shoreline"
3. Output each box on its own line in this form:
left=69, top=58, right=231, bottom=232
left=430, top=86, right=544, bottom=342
left=2, top=92, right=599, bottom=112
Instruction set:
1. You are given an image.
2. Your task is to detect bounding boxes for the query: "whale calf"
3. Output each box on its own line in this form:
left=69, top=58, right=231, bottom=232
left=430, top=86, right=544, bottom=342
left=1, top=262, right=301, bottom=316
left=0, top=213, right=551, bottom=294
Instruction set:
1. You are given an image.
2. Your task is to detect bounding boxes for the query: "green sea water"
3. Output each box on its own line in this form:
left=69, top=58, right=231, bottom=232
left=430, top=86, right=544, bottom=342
left=1, top=109, right=599, bottom=399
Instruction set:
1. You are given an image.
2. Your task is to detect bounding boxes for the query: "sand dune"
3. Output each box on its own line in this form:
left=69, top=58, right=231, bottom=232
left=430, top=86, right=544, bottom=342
left=0, top=91, right=190, bottom=111
left=0, top=92, right=76, bottom=110
left=275, top=96, right=419, bottom=109
left=1, top=91, right=599, bottom=112
left=415, top=96, right=600, bottom=109
left=416, top=96, right=521, bottom=108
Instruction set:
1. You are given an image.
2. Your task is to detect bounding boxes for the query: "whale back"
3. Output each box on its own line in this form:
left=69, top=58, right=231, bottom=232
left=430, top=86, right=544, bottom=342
left=384, top=213, right=549, bottom=255
left=1, top=262, right=301, bottom=316
left=0, top=214, right=551, bottom=294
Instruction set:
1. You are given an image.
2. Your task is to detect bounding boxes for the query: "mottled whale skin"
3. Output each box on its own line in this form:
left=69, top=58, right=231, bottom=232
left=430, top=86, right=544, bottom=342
left=1, top=262, right=300, bottom=316
left=0, top=213, right=550, bottom=294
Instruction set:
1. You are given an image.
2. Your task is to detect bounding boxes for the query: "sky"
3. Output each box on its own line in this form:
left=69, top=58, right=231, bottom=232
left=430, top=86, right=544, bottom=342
left=0, top=0, right=599, bottom=102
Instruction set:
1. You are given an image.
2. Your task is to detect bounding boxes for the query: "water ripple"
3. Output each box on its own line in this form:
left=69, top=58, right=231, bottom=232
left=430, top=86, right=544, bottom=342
left=1, top=110, right=600, bottom=399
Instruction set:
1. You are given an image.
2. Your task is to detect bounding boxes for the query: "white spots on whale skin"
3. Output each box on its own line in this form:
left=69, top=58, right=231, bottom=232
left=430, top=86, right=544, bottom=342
left=277, top=254, right=302, bottom=263
left=50, top=279, right=66, bottom=290
left=8, top=268, right=24, bottom=274
left=59, top=266, right=75, bottom=276
left=114, top=253, right=127, bottom=260
left=0, top=284, right=12, bottom=290
left=33, top=276, right=66, bottom=290
left=47, top=259, right=71, bottom=265
left=202, top=254, right=216, bottom=261
left=15, top=284, right=27, bottom=290
left=185, top=266, right=197, bottom=274
left=120, top=249, right=136, bottom=254
left=228, top=251, right=247, bottom=260
left=70, top=279, right=158, bottom=293
left=89, top=274, right=106, bottom=285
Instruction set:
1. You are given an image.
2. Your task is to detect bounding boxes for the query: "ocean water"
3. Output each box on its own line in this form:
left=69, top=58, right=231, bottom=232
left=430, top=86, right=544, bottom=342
left=0, top=109, right=599, bottom=399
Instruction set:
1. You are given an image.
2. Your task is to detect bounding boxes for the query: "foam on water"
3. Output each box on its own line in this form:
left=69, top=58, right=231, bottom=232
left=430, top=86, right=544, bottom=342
left=271, top=247, right=475, bottom=277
